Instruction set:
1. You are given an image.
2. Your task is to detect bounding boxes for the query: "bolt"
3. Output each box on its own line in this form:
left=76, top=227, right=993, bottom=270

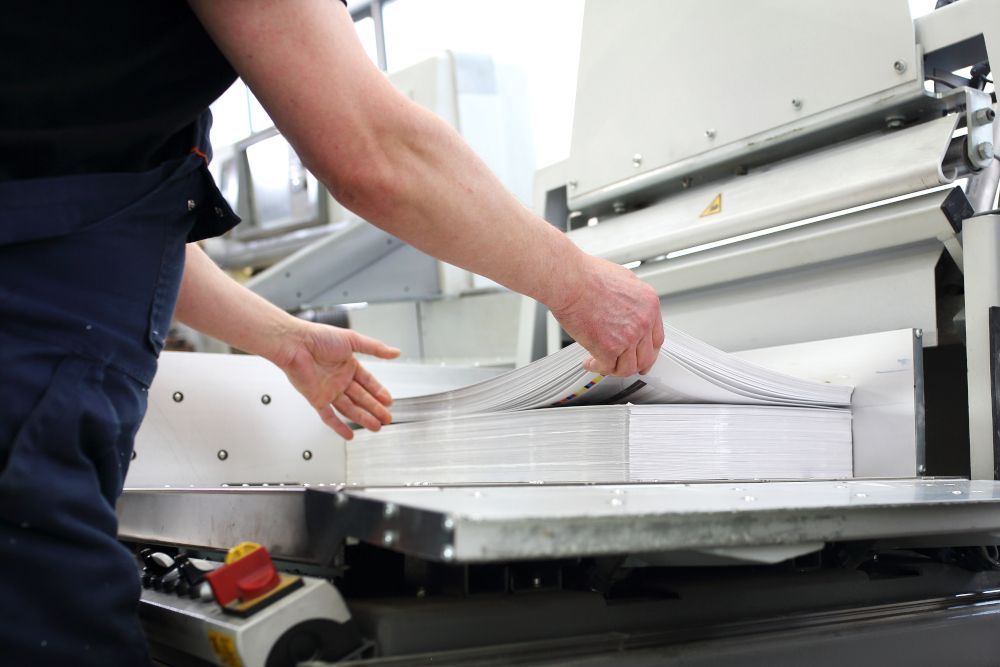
left=441, top=545, right=455, bottom=561
left=383, top=503, right=398, bottom=518
left=302, top=450, right=313, bottom=461
left=567, top=180, right=578, bottom=190
left=681, top=177, right=693, bottom=189
left=977, top=142, right=994, bottom=161
left=886, top=116, right=905, bottom=130
left=893, top=60, right=907, bottom=74
left=186, top=199, right=196, bottom=211
left=915, top=328, right=923, bottom=339
left=382, top=530, right=396, bottom=546
left=443, top=516, right=455, bottom=530
left=705, top=128, right=717, bottom=139
left=172, top=391, right=184, bottom=403
left=632, top=153, right=643, bottom=168
left=792, top=98, right=803, bottom=110
left=261, top=394, right=272, bottom=405
left=217, top=449, right=228, bottom=461
left=973, top=108, right=997, bottom=126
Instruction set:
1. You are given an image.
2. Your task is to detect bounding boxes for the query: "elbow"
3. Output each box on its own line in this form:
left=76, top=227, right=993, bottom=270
left=321, top=155, right=404, bottom=222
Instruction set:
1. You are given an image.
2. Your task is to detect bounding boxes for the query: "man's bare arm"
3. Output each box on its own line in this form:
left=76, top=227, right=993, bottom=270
left=187, top=0, right=663, bottom=376
left=175, top=244, right=400, bottom=439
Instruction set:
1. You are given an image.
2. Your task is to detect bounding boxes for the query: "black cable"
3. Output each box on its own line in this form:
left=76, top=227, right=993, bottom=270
left=925, top=75, right=959, bottom=89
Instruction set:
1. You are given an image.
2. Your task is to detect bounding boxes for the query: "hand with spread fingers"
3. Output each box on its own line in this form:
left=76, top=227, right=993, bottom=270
left=549, top=256, right=665, bottom=378
left=278, top=322, right=400, bottom=439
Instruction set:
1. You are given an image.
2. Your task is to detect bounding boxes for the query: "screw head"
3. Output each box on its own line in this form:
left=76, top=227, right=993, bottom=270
left=681, top=177, right=693, bottom=189
left=172, top=391, right=184, bottom=403
left=382, top=530, right=396, bottom=546
left=568, top=180, right=578, bottom=190
left=792, top=98, right=803, bottom=109
left=886, top=116, right=905, bottom=130
left=217, top=449, right=228, bottom=461
left=261, top=394, right=271, bottom=405
left=441, top=545, right=455, bottom=561
left=631, top=153, right=643, bottom=168
left=893, top=60, right=907, bottom=73
left=302, top=450, right=313, bottom=461
left=186, top=199, right=196, bottom=211
left=977, top=142, right=994, bottom=161
left=705, top=128, right=717, bottom=139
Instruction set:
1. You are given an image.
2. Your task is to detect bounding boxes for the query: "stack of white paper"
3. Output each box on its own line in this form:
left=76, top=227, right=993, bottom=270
left=346, top=322, right=854, bottom=485
left=389, top=323, right=852, bottom=423
left=347, top=404, right=853, bottom=485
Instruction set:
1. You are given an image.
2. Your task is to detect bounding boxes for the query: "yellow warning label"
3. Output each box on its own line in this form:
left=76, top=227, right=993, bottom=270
left=700, top=193, right=722, bottom=218
left=208, top=630, right=244, bottom=667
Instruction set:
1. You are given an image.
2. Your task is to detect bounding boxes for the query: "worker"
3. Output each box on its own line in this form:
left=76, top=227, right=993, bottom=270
left=0, top=0, right=664, bottom=663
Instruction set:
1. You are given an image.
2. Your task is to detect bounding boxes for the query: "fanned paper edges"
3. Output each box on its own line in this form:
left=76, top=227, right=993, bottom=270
left=347, top=322, right=855, bottom=484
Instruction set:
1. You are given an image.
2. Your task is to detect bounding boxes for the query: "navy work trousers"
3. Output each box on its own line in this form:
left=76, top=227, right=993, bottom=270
left=0, top=155, right=219, bottom=665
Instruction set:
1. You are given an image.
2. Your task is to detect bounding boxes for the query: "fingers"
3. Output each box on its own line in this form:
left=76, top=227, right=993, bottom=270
left=347, top=381, right=392, bottom=425
left=331, top=393, right=382, bottom=432
left=612, top=345, right=639, bottom=377
left=353, top=363, right=393, bottom=406
left=637, top=330, right=658, bottom=375
left=349, top=331, right=401, bottom=359
left=652, top=315, right=665, bottom=349
left=315, top=404, right=354, bottom=440
left=582, top=355, right=616, bottom=376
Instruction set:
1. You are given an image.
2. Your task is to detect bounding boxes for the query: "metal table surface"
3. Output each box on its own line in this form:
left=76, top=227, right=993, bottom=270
left=119, top=479, right=1000, bottom=565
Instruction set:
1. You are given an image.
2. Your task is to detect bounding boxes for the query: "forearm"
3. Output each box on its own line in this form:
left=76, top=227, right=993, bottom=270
left=325, top=107, right=587, bottom=309
left=174, top=244, right=301, bottom=366
left=189, top=0, right=588, bottom=312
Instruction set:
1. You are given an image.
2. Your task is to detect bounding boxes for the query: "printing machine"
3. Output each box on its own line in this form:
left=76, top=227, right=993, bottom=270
left=118, top=1, right=1000, bottom=664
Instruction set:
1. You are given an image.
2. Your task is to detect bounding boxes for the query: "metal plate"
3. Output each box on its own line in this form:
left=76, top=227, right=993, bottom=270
left=323, top=480, right=1000, bottom=562
left=120, top=480, right=1000, bottom=566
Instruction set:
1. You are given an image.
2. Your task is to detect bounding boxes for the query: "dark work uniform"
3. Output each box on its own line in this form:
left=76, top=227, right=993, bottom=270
left=1, top=2, right=240, bottom=664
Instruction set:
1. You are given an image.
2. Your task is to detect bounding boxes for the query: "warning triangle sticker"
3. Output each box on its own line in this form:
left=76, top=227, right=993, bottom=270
left=700, top=193, right=722, bottom=218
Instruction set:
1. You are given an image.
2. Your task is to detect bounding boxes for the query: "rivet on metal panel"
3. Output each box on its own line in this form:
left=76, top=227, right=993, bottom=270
left=791, top=98, right=803, bottom=110
left=705, top=128, right=716, bottom=139
left=441, top=545, right=455, bottom=562
left=217, top=449, right=228, bottom=461
left=383, top=503, right=398, bottom=519
left=631, top=154, right=643, bottom=168
left=302, top=450, right=313, bottom=461
left=442, top=516, right=455, bottom=531
left=172, top=391, right=184, bottom=403
left=972, top=108, right=997, bottom=126
left=886, top=116, right=905, bottom=130
left=568, top=180, right=578, bottom=190
left=382, top=530, right=396, bottom=546
left=893, top=60, right=907, bottom=74
left=261, top=394, right=272, bottom=405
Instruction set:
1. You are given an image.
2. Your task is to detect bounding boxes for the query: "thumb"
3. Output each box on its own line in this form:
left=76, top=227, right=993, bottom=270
left=350, top=331, right=401, bottom=359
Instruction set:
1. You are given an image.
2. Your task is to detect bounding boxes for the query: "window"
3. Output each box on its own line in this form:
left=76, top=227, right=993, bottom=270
left=382, top=0, right=584, bottom=169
